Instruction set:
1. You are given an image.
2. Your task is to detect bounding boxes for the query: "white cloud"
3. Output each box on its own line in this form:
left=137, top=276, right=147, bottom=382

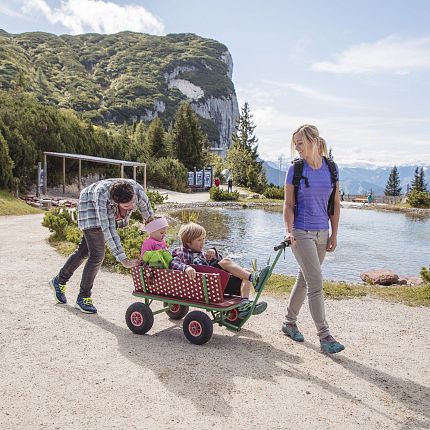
left=19, top=0, right=164, bottom=35
left=312, top=34, right=430, bottom=75
left=0, top=3, right=28, bottom=19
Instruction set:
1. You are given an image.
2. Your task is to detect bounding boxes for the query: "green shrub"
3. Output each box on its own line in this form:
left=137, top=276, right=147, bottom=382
left=42, top=208, right=77, bottom=240
left=421, top=266, right=430, bottom=283
left=263, top=186, right=284, bottom=200
left=209, top=187, right=239, bottom=201
left=146, top=157, right=188, bottom=192
left=407, top=190, right=430, bottom=208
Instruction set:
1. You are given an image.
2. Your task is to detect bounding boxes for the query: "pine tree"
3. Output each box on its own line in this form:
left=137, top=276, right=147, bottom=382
left=384, top=165, right=402, bottom=196
left=419, top=167, right=428, bottom=192
left=172, top=103, right=204, bottom=170
left=411, top=166, right=427, bottom=192
left=227, top=102, right=267, bottom=193
left=328, top=147, right=333, bottom=160
left=0, top=134, right=14, bottom=188
left=145, top=117, right=168, bottom=159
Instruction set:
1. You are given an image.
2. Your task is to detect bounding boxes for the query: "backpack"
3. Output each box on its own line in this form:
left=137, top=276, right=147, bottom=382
left=292, top=156, right=338, bottom=216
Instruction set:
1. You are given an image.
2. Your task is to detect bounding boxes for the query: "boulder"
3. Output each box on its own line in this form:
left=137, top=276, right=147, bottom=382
left=360, top=270, right=399, bottom=285
left=405, top=277, right=423, bottom=287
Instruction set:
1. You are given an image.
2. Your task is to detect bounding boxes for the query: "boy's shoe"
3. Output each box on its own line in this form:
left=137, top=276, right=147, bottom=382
left=75, top=297, right=97, bottom=314
left=281, top=322, right=305, bottom=342
left=250, top=266, right=271, bottom=292
left=238, top=298, right=252, bottom=312
left=238, top=300, right=268, bottom=318
left=320, top=335, right=345, bottom=354
left=252, top=301, right=268, bottom=315
left=48, top=276, right=67, bottom=304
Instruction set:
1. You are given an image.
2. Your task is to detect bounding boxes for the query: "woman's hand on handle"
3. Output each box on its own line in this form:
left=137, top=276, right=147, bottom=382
left=326, top=235, right=337, bottom=252
left=284, top=231, right=296, bottom=247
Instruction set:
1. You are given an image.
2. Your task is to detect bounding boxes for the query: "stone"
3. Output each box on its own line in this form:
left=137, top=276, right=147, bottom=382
left=360, top=269, right=399, bottom=285
left=405, top=277, right=423, bottom=287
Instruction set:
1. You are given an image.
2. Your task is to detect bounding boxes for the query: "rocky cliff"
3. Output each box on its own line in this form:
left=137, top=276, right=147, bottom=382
left=0, top=30, right=239, bottom=154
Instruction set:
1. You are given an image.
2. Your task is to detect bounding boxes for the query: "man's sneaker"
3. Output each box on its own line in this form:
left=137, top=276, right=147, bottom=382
left=48, top=276, right=67, bottom=304
left=75, top=297, right=97, bottom=314
left=250, top=266, right=271, bottom=292
left=281, top=322, right=305, bottom=342
left=320, top=335, right=345, bottom=354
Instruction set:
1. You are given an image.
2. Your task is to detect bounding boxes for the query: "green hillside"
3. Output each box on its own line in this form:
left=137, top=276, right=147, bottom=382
left=0, top=30, right=234, bottom=130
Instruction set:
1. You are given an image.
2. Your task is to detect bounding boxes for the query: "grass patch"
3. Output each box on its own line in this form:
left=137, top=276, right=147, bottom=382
left=265, top=273, right=430, bottom=307
left=0, top=190, right=42, bottom=216
left=48, top=236, right=76, bottom=256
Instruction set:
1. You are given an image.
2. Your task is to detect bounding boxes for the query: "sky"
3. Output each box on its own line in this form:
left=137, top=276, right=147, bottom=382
left=1, top=0, right=430, bottom=167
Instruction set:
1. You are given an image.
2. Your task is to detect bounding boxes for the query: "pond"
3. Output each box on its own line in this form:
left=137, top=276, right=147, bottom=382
left=169, top=207, right=430, bottom=283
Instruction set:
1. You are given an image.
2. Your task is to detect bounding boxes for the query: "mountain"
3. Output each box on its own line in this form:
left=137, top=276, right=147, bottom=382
left=263, top=161, right=429, bottom=195
left=0, top=30, right=239, bottom=153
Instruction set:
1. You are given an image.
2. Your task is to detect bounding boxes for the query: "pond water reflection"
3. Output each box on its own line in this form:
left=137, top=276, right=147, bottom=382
left=169, top=207, right=430, bottom=283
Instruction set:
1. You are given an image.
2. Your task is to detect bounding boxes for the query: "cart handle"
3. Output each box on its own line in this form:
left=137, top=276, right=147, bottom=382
left=273, top=240, right=291, bottom=251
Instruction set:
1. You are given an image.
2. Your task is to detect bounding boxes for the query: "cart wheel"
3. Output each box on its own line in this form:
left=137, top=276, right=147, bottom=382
left=164, top=302, right=189, bottom=320
left=183, top=311, right=213, bottom=345
left=226, top=307, right=240, bottom=323
left=125, top=302, right=154, bottom=335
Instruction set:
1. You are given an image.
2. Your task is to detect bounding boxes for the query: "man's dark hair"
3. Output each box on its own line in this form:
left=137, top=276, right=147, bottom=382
left=110, top=181, right=135, bottom=203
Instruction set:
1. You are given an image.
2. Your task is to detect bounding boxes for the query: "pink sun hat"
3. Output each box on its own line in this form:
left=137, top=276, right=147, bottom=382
left=144, top=217, right=169, bottom=234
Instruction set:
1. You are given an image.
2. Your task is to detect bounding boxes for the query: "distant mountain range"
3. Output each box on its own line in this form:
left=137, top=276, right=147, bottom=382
left=263, top=160, right=429, bottom=195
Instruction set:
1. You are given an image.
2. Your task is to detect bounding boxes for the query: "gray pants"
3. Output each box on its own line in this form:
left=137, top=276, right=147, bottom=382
left=285, top=229, right=330, bottom=339
left=58, top=228, right=105, bottom=298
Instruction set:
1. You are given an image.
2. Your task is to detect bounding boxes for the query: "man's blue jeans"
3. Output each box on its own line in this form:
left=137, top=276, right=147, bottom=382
left=58, top=227, right=105, bottom=298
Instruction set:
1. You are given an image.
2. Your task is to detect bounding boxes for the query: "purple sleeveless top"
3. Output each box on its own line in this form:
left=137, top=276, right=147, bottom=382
left=286, top=159, right=338, bottom=230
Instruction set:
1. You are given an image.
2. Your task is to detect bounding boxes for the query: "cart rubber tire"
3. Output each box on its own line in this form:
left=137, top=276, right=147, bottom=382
left=183, top=311, right=213, bottom=345
left=164, top=303, right=189, bottom=320
left=125, top=302, right=154, bottom=335
left=226, top=307, right=240, bottom=324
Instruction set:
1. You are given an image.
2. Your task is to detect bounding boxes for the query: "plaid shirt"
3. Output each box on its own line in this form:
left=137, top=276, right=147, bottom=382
left=169, top=245, right=221, bottom=271
left=77, top=179, right=153, bottom=261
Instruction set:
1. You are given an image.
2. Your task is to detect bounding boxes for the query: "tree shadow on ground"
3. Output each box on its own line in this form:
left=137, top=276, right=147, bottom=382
left=302, top=341, right=430, bottom=429
left=64, top=307, right=392, bottom=419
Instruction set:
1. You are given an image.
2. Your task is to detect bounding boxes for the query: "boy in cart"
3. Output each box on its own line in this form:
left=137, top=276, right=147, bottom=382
left=170, top=222, right=269, bottom=316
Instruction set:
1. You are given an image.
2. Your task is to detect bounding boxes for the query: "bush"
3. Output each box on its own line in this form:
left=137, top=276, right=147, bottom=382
left=42, top=208, right=77, bottom=240
left=421, top=266, right=430, bottom=283
left=263, top=186, right=284, bottom=200
left=146, top=157, right=188, bottom=192
left=407, top=190, right=430, bottom=208
left=209, top=187, right=239, bottom=201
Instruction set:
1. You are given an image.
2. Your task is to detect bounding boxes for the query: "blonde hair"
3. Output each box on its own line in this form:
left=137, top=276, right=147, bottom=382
left=291, top=124, right=328, bottom=164
left=178, top=222, right=206, bottom=245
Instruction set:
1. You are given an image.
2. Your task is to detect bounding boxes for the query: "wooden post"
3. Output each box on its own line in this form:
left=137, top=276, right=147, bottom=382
left=37, top=162, right=41, bottom=198
left=78, top=159, right=82, bottom=191
left=133, top=165, right=137, bottom=181
left=43, top=153, right=47, bottom=195
left=62, top=156, right=66, bottom=194
left=120, top=164, right=124, bottom=178
left=144, top=164, right=147, bottom=191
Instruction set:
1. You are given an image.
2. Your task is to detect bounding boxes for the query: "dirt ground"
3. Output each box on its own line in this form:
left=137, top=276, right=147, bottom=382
left=0, top=214, right=429, bottom=430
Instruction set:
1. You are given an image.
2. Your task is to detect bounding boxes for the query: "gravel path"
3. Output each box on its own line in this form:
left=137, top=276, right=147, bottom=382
left=0, top=214, right=429, bottom=430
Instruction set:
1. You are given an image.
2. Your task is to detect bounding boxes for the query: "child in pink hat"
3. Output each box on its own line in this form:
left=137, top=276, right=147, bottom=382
left=140, top=215, right=169, bottom=258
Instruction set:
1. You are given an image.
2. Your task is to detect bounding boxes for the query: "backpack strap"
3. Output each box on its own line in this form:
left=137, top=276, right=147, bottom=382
left=323, top=156, right=338, bottom=216
left=292, top=158, right=309, bottom=214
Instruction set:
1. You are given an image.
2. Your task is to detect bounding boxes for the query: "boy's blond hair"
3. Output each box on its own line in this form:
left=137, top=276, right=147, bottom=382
left=178, top=222, right=206, bottom=245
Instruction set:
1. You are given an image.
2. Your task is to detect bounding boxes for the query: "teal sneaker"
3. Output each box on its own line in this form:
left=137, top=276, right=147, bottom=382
left=75, top=297, right=97, bottom=314
left=281, top=322, right=305, bottom=342
left=320, top=335, right=345, bottom=354
left=49, top=276, right=67, bottom=304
